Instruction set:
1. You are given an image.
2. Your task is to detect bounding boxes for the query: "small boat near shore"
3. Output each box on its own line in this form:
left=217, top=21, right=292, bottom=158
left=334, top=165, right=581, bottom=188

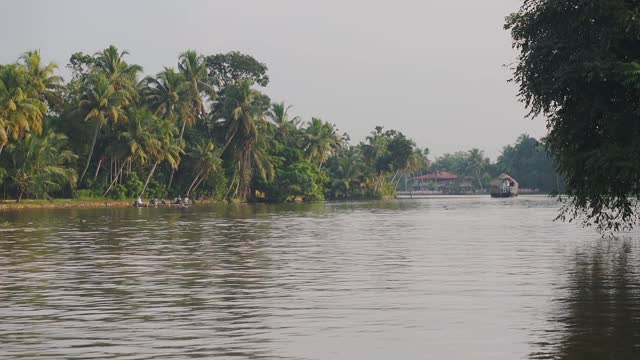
left=133, top=202, right=192, bottom=208
left=133, top=197, right=193, bottom=208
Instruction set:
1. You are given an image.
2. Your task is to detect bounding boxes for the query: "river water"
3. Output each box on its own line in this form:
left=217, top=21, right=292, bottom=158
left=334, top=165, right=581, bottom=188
left=1, top=195, right=640, bottom=359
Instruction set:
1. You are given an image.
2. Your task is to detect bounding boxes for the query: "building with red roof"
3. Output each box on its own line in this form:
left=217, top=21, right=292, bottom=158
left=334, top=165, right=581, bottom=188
left=411, top=171, right=473, bottom=194
left=412, top=171, right=459, bottom=181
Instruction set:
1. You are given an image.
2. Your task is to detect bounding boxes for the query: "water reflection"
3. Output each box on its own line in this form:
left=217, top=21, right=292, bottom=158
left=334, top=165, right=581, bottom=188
left=531, top=240, right=640, bottom=359
left=1, top=197, right=640, bottom=359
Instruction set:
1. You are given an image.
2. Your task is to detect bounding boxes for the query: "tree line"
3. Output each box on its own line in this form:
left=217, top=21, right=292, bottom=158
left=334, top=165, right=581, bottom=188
left=0, top=47, right=429, bottom=202
left=422, top=134, right=562, bottom=193
left=0, top=46, right=559, bottom=203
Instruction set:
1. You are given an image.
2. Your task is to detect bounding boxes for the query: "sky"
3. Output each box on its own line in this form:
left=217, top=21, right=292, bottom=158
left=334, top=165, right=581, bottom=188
left=0, top=0, right=545, bottom=159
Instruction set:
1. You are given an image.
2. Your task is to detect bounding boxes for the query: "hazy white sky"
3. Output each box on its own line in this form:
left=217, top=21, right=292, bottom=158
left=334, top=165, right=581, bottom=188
left=0, top=0, right=545, bottom=159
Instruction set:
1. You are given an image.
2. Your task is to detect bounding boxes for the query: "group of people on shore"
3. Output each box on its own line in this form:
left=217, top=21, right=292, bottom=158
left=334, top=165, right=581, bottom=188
left=133, top=195, right=191, bottom=208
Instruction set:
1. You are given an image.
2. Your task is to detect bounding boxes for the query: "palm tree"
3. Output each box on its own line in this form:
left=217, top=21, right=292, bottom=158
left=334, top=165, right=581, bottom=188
left=18, top=50, right=63, bottom=110
left=143, top=67, right=192, bottom=125
left=466, top=148, right=488, bottom=190
left=304, top=117, right=339, bottom=168
left=394, top=147, right=426, bottom=192
left=93, top=45, right=143, bottom=98
left=140, top=115, right=182, bottom=196
left=76, top=72, right=129, bottom=184
left=268, top=102, right=300, bottom=134
left=221, top=80, right=273, bottom=201
left=161, top=51, right=215, bottom=192
left=102, top=108, right=158, bottom=196
left=329, top=148, right=363, bottom=198
left=178, top=50, right=214, bottom=130
left=9, top=129, right=77, bottom=202
left=186, top=140, right=222, bottom=196
left=0, top=64, right=48, bottom=156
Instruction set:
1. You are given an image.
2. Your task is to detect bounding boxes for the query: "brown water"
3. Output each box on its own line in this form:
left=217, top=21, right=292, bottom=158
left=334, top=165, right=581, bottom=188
left=1, top=195, right=640, bottom=359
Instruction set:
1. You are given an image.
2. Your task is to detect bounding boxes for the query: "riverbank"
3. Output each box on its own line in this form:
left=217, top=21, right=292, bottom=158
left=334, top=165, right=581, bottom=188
left=0, top=198, right=228, bottom=211
left=0, top=199, right=132, bottom=211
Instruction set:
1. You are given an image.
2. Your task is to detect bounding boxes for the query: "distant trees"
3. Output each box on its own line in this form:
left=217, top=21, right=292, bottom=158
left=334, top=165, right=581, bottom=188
left=430, top=149, right=492, bottom=191
left=506, top=0, right=640, bottom=232
left=325, top=126, right=424, bottom=199
left=496, top=134, right=560, bottom=193
left=425, top=135, right=561, bottom=194
left=206, top=51, right=270, bottom=89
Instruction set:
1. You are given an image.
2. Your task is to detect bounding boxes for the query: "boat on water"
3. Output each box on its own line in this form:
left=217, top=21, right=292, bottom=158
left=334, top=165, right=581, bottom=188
left=489, top=174, right=519, bottom=198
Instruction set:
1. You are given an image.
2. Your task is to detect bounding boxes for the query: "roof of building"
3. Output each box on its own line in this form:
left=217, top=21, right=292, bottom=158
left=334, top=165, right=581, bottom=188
left=413, top=171, right=459, bottom=181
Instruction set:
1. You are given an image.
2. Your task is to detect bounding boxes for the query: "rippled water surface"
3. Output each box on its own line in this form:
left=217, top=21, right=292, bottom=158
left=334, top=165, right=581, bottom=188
left=2, top=196, right=640, bottom=359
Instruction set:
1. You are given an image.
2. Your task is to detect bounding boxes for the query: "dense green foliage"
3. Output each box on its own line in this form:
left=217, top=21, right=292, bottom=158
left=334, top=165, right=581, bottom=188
left=0, top=47, right=562, bottom=203
left=506, top=0, right=640, bottom=232
left=0, top=47, right=428, bottom=203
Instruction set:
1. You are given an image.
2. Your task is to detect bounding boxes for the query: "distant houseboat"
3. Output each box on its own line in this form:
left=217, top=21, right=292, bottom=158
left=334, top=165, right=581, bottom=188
left=489, top=174, right=519, bottom=198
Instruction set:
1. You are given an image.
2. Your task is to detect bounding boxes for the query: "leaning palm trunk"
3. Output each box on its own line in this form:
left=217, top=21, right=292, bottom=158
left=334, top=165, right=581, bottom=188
left=373, top=174, right=384, bottom=195
left=141, top=160, right=160, bottom=196
left=0, top=144, right=4, bottom=157
left=167, top=120, right=188, bottom=192
left=103, top=160, right=127, bottom=197
left=393, top=172, right=405, bottom=192
left=78, top=123, right=101, bottom=185
left=191, top=174, right=207, bottom=195
left=187, top=170, right=204, bottom=196
left=224, top=175, right=238, bottom=200
left=390, top=169, right=400, bottom=184
left=94, top=159, right=102, bottom=180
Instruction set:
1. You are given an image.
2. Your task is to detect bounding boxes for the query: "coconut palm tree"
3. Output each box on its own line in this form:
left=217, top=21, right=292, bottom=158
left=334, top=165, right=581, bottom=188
left=328, top=147, right=364, bottom=198
left=102, top=108, right=159, bottom=196
left=143, top=67, right=192, bottom=125
left=466, top=148, right=488, bottom=190
left=0, top=64, right=48, bottom=156
left=76, top=72, right=129, bottom=184
left=161, top=51, right=214, bottom=192
left=268, top=102, right=300, bottom=134
left=220, top=80, right=273, bottom=201
left=393, top=147, right=426, bottom=192
left=8, top=129, right=77, bottom=202
left=93, top=45, right=143, bottom=98
left=304, top=117, right=339, bottom=168
left=18, top=50, right=63, bottom=110
left=178, top=50, right=214, bottom=127
left=140, top=115, right=182, bottom=196
left=185, top=140, right=222, bottom=196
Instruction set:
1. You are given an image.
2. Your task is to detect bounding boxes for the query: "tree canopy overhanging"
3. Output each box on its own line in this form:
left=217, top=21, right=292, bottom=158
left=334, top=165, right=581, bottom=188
left=506, top=0, right=640, bottom=233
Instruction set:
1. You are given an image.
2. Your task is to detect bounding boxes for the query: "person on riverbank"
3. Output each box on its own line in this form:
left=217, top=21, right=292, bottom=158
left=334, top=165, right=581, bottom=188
left=135, top=196, right=144, bottom=207
left=183, top=196, right=190, bottom=207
